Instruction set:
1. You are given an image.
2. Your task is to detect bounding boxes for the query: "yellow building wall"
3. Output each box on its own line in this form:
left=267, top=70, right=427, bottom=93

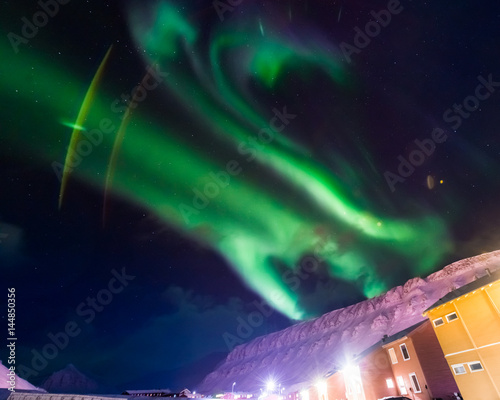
left=426, top=279, right=500, bottom=400
left=488, top=282, right=500, bottom=299
left=427, top=303, right=472, bottom=355
left=446, top=352, right=498, bottom=400
left=456, top=291, right=500, bottom=348
left=479, top=346, right=500, bottom=388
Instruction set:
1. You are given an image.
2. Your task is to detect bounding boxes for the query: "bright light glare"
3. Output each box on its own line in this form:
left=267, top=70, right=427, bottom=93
left=300, top=391, right=309, bottom=400
left=266, top=380, right=276, bottom=391
left=341, top=362, right=359, bottom=375
left=315, top=379, right=326, bottom=393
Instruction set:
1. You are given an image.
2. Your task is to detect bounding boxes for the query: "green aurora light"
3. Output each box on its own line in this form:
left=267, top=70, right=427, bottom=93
left=0, top=1, right=451, bottom=320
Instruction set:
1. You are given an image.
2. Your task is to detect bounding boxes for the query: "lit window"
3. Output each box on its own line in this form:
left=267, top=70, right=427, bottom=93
left=452, top=364, right=466, bottom=375
left=409, top=373, right=421, bottom=393
left=396, top=376, right=407, bottom=395
left=446, top=312, right=458, bottom=322
left=386, top=379, right=394, bottom=389
left=433, top=318, right=444, bottom=327
left=468, top=362, right=484, bottom=372
left=400, top=343, right=410, bottom=360
left=388, top=348, right=398, bottom=364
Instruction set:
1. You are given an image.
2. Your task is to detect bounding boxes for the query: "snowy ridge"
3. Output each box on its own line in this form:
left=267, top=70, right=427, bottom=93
left=198, top=250, right=500, bottom=393
left=0, top=360, right=41, bottom=391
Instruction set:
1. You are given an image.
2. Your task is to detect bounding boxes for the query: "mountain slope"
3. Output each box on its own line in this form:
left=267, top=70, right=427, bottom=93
left=198, top=250, right=500, bottom=393
left=0, top=360, right=39, bottom=390
left=42, top=364, right=99, bottom=394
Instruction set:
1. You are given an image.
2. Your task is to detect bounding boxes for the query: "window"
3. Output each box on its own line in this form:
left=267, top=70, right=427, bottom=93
left=409, top=373, right=421, bottom=393
left=386, top=379, right=394, bottom=389
left=433, top=317, right=444, bottom=327
left=396, top=376, right=407, bottom=395
left=446, top=312, right=458, bottom=322
left=388, top=348, right=398, bottom=364
left=452, top=364, right=467, bottom=375
left=400, top=343, right=410, bottom=360
left=468, top=362, right=484, bottom=372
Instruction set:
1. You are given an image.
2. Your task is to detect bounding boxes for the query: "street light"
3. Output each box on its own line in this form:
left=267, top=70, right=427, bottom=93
left=232, top=382, right=236, bottom=398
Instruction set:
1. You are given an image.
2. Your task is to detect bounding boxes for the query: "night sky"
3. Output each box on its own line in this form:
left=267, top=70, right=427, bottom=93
left=1, top=0, right=500, bottom=393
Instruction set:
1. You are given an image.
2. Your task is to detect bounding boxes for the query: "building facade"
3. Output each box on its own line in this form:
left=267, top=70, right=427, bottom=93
left=381, top=320, right=459, bottom=399
left=306, top=320, right=458, bottom=400
left=423, top=269, right=500, bottom=400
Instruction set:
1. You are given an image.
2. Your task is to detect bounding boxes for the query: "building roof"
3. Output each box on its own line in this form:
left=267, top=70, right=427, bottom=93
left=353, top=320, right=427, bottom=362
left=424, top=268, right=500, bottom=313
left=123, top=390, right=172, bottom=395
left=0, top=389, right=15, bottom=400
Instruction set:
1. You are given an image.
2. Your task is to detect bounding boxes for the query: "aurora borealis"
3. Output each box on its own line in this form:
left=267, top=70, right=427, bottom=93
left=2, top=0, right=500, bottom=391
left=122, top=1, right=453, bottom=319
left=47, top=1, right=448, bottom=319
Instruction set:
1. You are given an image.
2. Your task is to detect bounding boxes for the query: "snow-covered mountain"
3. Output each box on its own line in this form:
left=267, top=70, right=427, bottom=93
left=0, top=360, right=40, bottom=391
left=197, top=250, right=500, bottom=394
left=42, top=364, right=99, bottom=394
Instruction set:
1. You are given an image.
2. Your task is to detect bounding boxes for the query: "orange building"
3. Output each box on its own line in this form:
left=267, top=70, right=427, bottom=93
left=306, top=345, right=395, bottom=400
left=306, top=320, right=457, bottom=400
left=381, top=320, right=458, bottom=399
left=423, top=268, right=500, bottom=400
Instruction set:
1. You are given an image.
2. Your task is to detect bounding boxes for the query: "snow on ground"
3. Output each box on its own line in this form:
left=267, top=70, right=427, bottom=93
left=197, top=250, right=500, bottom=394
